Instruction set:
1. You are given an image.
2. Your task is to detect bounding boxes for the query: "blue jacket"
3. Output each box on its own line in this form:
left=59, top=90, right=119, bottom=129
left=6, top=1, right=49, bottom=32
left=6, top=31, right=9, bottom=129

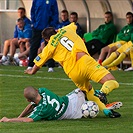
left=14, top=16, right=31, bottom=38
left=31, top=0, right=59, bottom=30
left=57, top=19, right=70, bottom=29
left=76, top=22, right=84, bottom=38
left=17, top=24, right=32, bottom=39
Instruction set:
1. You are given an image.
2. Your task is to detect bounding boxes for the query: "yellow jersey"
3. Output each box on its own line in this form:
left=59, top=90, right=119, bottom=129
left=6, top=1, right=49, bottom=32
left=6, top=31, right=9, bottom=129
left=34, top=23, right=89, bottom=74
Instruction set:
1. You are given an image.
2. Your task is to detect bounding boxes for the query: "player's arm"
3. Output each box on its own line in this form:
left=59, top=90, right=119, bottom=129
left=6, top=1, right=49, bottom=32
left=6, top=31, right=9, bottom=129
left=18, top=104, right=34, bottom=118
left=91, top=25, right=101, bottom=36
left=18, top=38, right=30, bottom=43
left=24, top=65, right=40, bottom=75
left=0, top=117, right=33, bottom=122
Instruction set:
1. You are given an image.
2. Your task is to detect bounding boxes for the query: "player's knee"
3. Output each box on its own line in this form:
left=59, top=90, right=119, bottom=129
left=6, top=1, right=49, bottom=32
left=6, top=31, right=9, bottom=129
left=4, top=40, right=10, bottom=46
left=115, top=51, right=120, bottom=56
left=102, top=46, right=109, bottom=52
left=113, top=80, right=119, bottom=88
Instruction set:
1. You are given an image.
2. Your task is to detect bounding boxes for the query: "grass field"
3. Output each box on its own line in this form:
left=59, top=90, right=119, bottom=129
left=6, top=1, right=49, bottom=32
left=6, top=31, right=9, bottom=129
left=0, top=66, right=133, bottom=133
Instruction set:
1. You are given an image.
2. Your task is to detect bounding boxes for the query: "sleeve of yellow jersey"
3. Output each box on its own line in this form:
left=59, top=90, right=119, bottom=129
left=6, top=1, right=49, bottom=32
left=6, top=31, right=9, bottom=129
left=33, top=37, right=55, bottom=68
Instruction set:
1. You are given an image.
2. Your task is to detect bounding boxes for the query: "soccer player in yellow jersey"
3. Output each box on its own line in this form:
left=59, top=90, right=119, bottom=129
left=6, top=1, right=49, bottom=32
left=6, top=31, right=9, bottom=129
left=25, top=23, right=121, bottom=118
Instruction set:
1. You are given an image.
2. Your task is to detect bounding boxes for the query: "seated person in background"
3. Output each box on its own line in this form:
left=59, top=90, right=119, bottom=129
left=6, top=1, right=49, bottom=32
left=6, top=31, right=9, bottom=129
left=124, top=45, right=133, bottom=71
left=70, top=12, right=84, bottom=38
left=0, top=87, right=122, bottom=122
left=98, top=12, right=133, bottom=65
left=83, top=11, right=116, bottom=56
left=57, top=9, right=70, bottom=29
left=102, top=40, right=133, bottom=69
left=2, top=18, right=32, bottom=65
left=0, top=7, right=31, bottom=64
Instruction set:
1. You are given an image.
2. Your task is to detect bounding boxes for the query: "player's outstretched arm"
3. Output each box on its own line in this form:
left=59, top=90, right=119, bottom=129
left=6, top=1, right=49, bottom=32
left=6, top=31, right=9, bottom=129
left=24, top=65, right=40, bottom=75
left=0, top=117, right=33, bottom=122
left=18, top=104, right=34, bottom=118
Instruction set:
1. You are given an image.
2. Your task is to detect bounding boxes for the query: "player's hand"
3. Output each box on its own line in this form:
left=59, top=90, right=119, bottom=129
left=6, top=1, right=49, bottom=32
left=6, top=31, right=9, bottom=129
left=24, top=68, right=33, bottom=75
left=0, top=117, right=9, bottom=122
left=24, top=65, right=39, bottom=75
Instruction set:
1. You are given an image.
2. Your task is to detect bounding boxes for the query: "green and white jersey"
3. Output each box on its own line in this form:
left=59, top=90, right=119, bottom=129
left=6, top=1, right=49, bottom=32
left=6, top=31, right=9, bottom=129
left=28, top=88, right=68, bottom=121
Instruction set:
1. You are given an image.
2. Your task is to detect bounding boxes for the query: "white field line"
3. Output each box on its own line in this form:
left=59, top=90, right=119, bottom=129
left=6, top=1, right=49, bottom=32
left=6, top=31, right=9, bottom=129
left=0, top=74, right=71, bottom=81
left=0, top=74, right=133, bottom=86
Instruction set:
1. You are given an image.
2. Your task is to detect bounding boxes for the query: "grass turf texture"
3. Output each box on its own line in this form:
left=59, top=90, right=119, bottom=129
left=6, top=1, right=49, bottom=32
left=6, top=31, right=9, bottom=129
left=0, top=66, right=133, bottom=133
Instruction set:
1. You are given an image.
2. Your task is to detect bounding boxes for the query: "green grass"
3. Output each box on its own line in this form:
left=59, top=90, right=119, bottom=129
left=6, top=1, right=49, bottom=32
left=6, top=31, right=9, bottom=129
left=0, top=66, right=133, bottom=133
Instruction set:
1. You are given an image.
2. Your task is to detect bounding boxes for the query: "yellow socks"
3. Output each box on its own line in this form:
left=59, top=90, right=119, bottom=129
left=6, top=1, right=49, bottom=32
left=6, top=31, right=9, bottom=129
left=106, top=53, right=126, bottom=68
left=100, top=80, right=119, bottom=95
left=102, top=52, right=117, bottom=66
left=85, top=88, right=107, bottom=111
left=130, top=46, right=133, bottom=67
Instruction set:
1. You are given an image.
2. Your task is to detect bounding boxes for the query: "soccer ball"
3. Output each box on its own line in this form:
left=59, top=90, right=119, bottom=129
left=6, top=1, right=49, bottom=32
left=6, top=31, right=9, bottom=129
left=81, top=101, right=99, bottom=118
left=19, top=59, right=28, bottom=67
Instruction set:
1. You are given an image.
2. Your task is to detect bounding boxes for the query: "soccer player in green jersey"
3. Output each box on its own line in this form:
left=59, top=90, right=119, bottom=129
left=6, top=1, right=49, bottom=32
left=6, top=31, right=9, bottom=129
left=0, top=87, right=122, bottom=122
left=0, top=87, right=86, bottom=122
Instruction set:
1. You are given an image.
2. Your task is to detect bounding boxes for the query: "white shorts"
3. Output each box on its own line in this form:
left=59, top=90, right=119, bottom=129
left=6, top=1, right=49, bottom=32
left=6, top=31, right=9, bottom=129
left=59, top=88, right=86, bottom=120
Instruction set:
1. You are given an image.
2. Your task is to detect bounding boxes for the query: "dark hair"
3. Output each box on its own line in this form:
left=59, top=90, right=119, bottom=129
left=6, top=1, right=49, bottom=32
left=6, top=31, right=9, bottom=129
left=105, top=11, right=113, bottom=17
left=126, top=12, right=133, bottom=17
left=61, top=9, right=69, bottom=15
left=18, top=7, right=26, bottom=13
left=70, top=12, right=78, bottom=18
left=17, top=18, right=24, bottom=22
left=42, top=27, right=57, bottom=40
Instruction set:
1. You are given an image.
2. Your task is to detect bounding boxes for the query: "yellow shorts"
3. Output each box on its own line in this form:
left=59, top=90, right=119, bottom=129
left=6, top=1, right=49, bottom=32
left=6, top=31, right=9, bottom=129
left=108, top=41, right=126, bottom=48
left=68, top=55, right=110, bottom=92
left=117, top=41, right=133, bottom=55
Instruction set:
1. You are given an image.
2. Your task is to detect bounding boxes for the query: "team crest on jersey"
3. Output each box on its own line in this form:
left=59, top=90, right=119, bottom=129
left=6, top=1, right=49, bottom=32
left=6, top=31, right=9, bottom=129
left=96, top=64, right=101, bottom=69
left=46, top=0, right=49, bottom=4
left=35, top=56, right=41, bottom=61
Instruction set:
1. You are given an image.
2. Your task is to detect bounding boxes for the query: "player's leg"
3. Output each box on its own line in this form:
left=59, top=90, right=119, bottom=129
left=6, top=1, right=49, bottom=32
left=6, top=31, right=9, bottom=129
left=93, top=71, right=119, bottom=104
left=19, top=42, right=26, bottom=53
left=106, top=41, right=132, bottom=68
left=129, top=46, right=133, bottom=68
left=102, top=51, right=120, bottom=66
left=106, top=52, right=126, bottom=68
left=10, top=39, right=19, bottom=59
left=99, top=73, right=119, bottom=95
left=69, top=55, right=120, bottom=117
left=107, top=41, right=126, bottom=58
left=85, top=86, right=120, bottom=118
left=89, top=59, right=119, bottom=104
left=107, top=46, right=118, bottom=58
left=62, top=88, right=86, bottom=119
left=0, top=39, right=12, bottom=63
left=28, top=29, right=42, bottom=68
left=124, top=43, right=133, bottom=71
left=98, top=46, right=110, bottom=65
left=2, top=39, right=19, bottom=65
left=98, top=42, right=119, bottom=65
left=85, top=86, right=107, bottom=111
left=68, top=56, right=108, bottom=111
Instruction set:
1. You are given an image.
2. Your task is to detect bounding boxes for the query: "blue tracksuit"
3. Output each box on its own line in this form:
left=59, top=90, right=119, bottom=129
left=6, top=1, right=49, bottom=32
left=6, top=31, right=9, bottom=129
left=17, top=24, right=32, bottom=39
left=57, top=19, right=70, bottom=29
left=28, top=0, right=59, bottom=67
left=31, top=0, right=59, bottom=30
left=14, top=16, right=31, bottom=38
